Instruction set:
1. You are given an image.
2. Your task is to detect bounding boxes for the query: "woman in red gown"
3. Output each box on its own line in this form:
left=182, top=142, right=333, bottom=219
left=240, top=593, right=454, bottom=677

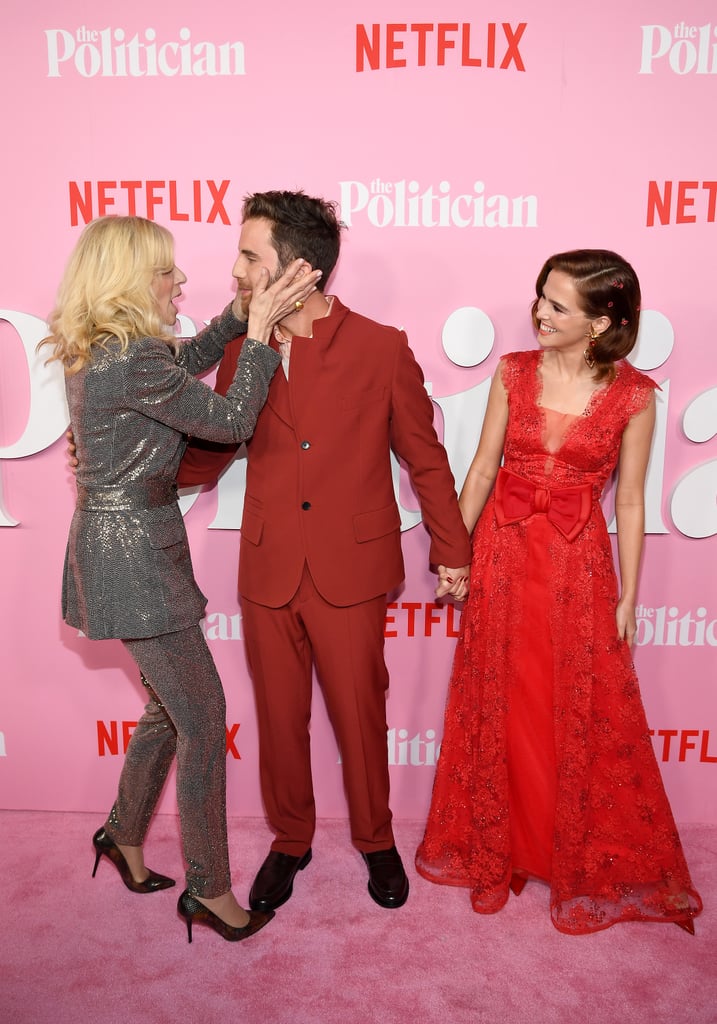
left=416, top=250, right=702, bottom=934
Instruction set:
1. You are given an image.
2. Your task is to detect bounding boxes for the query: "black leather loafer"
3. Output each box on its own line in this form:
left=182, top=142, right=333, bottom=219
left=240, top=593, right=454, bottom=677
left=361, top=845, right=409, bottom=908
left=249, top=848, right=312, bottom=911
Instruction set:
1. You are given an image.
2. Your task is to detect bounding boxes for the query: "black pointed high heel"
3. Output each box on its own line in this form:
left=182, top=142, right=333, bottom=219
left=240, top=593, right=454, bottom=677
left=177, top=890, right=274, bottom=943
left=92, top=827, right=175, bottom=894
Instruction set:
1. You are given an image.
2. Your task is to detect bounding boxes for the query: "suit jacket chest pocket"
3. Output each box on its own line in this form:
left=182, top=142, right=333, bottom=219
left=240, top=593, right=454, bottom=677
left=340, top=386, right=388, bottom=411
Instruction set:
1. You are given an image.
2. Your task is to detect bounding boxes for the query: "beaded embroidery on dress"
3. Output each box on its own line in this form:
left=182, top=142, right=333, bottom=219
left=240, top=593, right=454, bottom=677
left=416, top=350, right=702, bottom=933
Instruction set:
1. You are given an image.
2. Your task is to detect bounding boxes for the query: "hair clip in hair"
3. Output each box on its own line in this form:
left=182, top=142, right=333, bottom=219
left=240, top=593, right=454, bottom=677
left=620, top=318, right=629, bottom=326
left=611, top=280, right=623, bottom=289
left=607, top=301, right=614, bottom=308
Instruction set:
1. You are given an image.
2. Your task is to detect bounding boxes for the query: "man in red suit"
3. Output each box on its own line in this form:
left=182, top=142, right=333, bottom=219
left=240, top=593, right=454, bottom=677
left=178, top=191, right=471, bottom=910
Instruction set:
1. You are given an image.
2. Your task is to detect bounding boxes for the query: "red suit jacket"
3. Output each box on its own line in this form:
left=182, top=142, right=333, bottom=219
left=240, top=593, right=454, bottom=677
left=178, top=297, right=471, bottom=607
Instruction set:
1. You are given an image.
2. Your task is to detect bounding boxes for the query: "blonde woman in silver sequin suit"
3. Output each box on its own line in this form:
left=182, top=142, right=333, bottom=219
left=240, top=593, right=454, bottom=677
left=44, top=215, right=319, bottom=942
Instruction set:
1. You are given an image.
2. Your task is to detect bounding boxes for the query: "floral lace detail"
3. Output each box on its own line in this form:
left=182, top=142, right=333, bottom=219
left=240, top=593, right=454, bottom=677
left=416, top=350, right=702, bottom=933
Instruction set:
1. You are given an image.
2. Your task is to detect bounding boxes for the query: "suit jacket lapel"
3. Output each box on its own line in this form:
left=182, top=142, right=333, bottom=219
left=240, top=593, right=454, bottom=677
left=265, top=338, right=293, bottom=426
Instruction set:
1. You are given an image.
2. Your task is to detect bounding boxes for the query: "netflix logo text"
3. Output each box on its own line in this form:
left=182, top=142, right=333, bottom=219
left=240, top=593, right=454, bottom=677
left=97, top=721, right=242, bottom=758
left=69, top=179, right=232, bottom=227
left=650, top=729, right=717, bottom=763
left=356, top=21, right=527, bottom=72
left=646, top=181, right=717, bottom=226
left=385, top=601, right=462, bottom=639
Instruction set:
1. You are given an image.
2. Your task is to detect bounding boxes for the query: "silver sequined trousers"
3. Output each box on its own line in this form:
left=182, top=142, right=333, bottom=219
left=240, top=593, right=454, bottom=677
left=105, top=626, right=231, bottom=898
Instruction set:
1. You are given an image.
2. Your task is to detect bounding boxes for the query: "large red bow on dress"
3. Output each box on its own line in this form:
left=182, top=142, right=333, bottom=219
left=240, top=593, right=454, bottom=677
left=494, top=468, right=592, bottom=542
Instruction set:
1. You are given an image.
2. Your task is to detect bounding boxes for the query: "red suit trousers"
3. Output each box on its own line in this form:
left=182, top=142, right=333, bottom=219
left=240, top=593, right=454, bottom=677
left=241, top=564, right=395, bottom=854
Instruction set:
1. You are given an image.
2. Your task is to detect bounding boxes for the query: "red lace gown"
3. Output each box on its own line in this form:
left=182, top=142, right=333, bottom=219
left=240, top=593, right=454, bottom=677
left=416, top=350, right=703, bottom=934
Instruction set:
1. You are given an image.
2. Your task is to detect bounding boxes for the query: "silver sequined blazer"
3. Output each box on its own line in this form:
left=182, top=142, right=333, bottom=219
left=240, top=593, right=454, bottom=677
left=62, top=305, right=280, bottom=640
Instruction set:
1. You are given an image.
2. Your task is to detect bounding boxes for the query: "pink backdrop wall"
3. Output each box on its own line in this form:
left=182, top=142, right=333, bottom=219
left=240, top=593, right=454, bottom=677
left=1, top=1, right=715, bottom=824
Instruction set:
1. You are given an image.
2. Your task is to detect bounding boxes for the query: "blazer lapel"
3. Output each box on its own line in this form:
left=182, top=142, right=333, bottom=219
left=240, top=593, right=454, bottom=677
left=265, top=339, right=292, bottom=425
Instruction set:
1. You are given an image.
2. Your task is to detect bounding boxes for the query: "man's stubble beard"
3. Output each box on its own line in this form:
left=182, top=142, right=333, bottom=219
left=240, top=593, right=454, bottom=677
left=239, top=261, right=289, bottom=320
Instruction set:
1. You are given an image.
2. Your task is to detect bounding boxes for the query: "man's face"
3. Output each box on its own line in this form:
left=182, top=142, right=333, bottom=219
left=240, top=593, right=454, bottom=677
left=232, top=217, right=282, bottom=319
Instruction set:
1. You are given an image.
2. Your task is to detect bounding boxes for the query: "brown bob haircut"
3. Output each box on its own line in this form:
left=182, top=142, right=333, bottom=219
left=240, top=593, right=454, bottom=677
left=531, top=249, right=641, bottom=381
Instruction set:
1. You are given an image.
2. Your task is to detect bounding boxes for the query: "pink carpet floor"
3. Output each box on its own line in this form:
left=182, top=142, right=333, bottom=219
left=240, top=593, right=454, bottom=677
left=0, top=811, right=714, bottom=1024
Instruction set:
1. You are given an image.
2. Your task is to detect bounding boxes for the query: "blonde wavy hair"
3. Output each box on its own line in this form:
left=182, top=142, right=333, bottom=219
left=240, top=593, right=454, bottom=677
left=42, top=216, right=177, bottom=373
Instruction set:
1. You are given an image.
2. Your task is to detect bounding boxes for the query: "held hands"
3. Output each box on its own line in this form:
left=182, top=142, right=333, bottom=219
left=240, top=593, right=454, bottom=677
left=435, top=565, right=470, bottom=601
left=233, top=259, right=322, bottom=343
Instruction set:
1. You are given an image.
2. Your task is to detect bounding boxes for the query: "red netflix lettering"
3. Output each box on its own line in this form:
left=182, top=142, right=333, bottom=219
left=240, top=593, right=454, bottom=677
left=701, top=731, right=717, bottom=763
left=649, top=728, right=717, bottom=763
left=356, top=22, right=527, bottom=72
left=646, top=180, right=717, bottom=225
left=97, top=720, right=241, bottom=757
left=69, top=179, right=232, bottom=226
left=226, top=723, right=241, bottom=759
left=384, top=601, right=466, bottom=638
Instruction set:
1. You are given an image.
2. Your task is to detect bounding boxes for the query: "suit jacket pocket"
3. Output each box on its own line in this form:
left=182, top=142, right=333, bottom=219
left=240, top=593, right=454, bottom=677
left=353, top=503, right=401, bottom=543
left=147, top=517, right=187, bottom=550
left=145, top=517, right=192, bottom=587
left=340, top=386, right=387, bottom=410
left=240, top=507, right=264, bottom=546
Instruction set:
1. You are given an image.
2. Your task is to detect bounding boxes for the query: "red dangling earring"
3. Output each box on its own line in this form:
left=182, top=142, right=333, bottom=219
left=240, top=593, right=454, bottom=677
left=584, top=326, right=598, bottom=369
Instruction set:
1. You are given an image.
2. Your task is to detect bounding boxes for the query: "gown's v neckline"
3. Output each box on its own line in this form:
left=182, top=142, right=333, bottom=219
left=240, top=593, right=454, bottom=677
left=533, top=352, right=613, bottom=456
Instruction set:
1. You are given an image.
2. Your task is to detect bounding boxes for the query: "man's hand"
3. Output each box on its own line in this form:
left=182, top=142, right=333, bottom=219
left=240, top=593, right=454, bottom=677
left=66, top=429, right=79, bottom=474
left=435, top=565, right=470, bottom=601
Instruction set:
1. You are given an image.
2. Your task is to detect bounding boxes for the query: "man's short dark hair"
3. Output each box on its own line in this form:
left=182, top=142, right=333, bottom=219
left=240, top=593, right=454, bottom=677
left=242, top=190, right=343, bottom=290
